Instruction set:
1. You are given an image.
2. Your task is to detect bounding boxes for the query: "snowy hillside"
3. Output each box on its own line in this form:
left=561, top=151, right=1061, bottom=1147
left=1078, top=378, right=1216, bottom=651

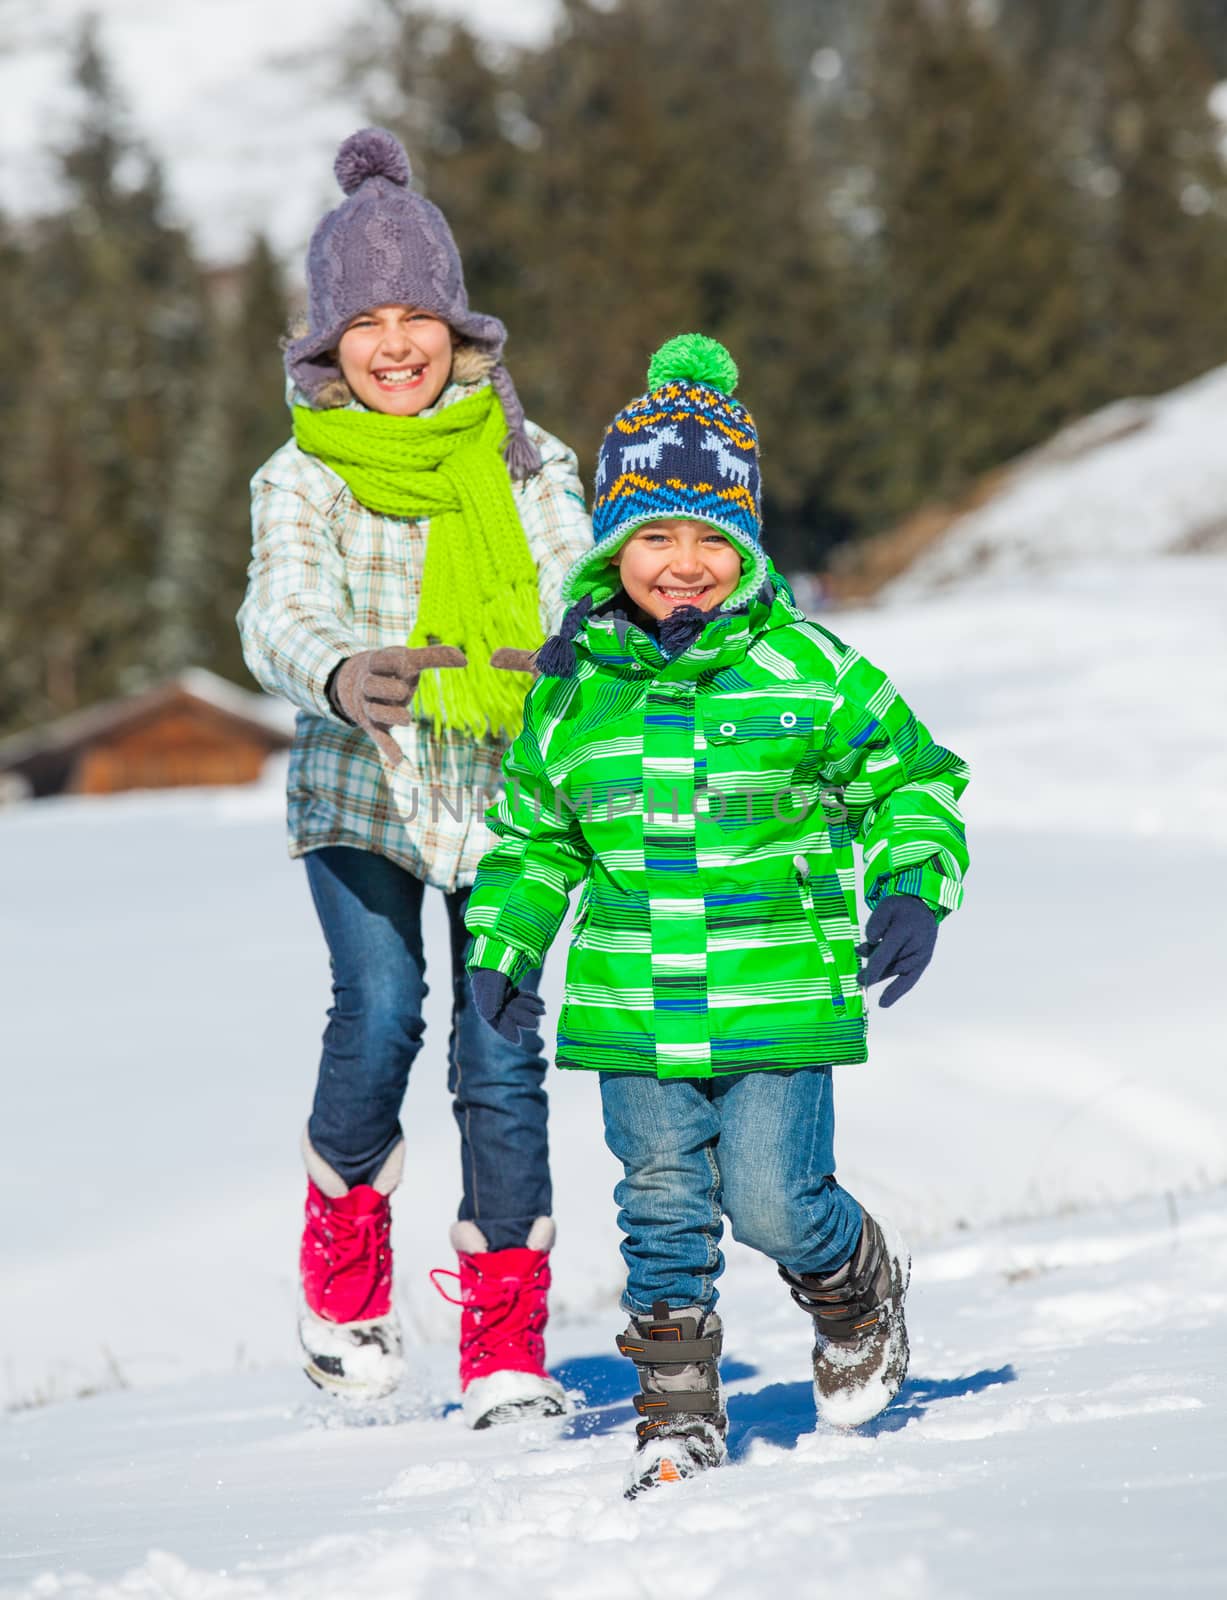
left=0, top=0, right=557, bottom=264
left=887, top=362, right=1227, bottom=593
left=2, top=553, right=1225, bottom=1594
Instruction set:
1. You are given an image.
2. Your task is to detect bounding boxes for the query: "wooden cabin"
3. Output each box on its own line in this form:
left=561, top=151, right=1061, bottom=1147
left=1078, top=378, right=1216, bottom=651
left=0, top=670, right=296, bottom=801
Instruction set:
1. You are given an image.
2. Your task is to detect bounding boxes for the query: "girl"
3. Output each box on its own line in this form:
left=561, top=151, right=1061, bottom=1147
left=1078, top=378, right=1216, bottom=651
left=465, top=335, right=969, bottom=1491
left=238, top=129, right=592, bottom=1425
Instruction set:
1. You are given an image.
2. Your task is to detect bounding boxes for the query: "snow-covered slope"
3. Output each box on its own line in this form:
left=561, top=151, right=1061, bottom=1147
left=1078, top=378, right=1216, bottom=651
left=2, top=555, right=1225, bottom=1594
left=0, top=0, right=557, bottom=264
left=4, top=1196, right=1224, bottom=1598
left=888, top=364, right=1227, bottom=594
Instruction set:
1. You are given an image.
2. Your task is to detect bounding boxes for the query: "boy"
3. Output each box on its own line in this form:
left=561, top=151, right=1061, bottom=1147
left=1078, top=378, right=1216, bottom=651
left=466, top=336, right=970, bottom=1494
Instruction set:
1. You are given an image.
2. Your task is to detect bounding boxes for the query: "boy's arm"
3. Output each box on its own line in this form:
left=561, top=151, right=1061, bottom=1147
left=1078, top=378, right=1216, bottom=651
left=465, top=686, right=593, bottom=979
left=819, top=653, right=970, bottom=920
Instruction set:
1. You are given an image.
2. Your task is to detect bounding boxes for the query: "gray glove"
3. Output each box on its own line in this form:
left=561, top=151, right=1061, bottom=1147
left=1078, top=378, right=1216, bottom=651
left=489, top=647, right=540, bottom=677
left=327, top=644, right=466, bottom=765
left=856, top=894, right=938, bottom=1008
left=470, top=968, right=546, bottom=1043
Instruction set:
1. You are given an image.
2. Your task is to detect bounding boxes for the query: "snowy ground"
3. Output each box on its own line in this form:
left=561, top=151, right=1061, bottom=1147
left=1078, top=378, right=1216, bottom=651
left=5, top=1196, right=1225, bottom=1598
left=2, top=555, right=1225, bottom=1594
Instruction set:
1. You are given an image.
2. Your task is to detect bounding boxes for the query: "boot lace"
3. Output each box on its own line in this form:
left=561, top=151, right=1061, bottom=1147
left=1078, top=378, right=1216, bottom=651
left=430, top=1260, right=548, bottom=1369
left=306, top=1192, right=391, bottom=1318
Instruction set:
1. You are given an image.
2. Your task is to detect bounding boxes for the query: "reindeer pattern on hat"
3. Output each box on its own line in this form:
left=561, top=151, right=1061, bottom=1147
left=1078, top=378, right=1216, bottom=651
left=618, top=425, right=683, bottom=473
left=700, top=429, right=751, bottom=486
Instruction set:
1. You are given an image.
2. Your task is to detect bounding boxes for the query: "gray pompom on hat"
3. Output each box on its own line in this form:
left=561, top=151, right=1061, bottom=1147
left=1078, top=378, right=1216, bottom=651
left=286, top=127, right=541, bottom=479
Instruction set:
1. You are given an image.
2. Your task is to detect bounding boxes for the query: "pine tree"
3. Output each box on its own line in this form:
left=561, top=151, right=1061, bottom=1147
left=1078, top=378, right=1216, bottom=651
left=1089, top=0, right=1227, bottom=396
left=157, top=235, right=289, bottom=683
left=829, top=0, right=1097, bottom=528
left=2, top=17, right=209, bottom=729
left=0, top=214, right=41, bottom=728
left=213, top=236, right=291, bottom=681
left=547, top=0, right=850, bottom=562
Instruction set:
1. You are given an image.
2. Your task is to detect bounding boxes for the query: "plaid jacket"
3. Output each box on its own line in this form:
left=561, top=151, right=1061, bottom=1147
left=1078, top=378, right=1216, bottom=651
left=238, top=379, right=593, bottom=889
left=466, top=575, right=970, bottom=1078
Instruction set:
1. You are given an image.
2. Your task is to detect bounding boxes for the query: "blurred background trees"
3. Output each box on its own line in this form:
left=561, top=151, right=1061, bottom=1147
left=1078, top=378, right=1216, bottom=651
left=4, top=0, right=1227, bottom=731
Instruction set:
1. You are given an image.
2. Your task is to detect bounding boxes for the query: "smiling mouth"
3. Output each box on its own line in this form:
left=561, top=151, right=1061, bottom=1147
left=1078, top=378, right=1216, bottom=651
left=373, top=365, right=427, bottom=387
left=655, top=585, right=713, bottom=601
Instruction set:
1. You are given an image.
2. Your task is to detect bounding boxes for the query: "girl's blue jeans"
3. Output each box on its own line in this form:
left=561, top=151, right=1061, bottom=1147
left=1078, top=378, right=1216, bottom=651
left=599, top=1066, right=863, bottom=1314
left=304, top=845, right=550, bottom=1251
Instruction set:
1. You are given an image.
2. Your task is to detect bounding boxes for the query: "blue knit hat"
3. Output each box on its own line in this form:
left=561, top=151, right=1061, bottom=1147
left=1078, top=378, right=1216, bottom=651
left=536, top=336, right=768, bottom=677
left=596, top=333, right=760, bottom=539
left=559, top=335, right=763, bottom=612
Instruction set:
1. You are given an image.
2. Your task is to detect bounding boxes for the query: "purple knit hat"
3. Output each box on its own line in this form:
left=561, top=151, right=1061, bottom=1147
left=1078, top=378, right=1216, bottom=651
left=285, top=127, right=541, bottom=479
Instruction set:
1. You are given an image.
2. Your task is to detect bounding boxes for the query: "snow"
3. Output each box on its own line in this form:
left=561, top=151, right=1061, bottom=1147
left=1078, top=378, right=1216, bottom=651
left=2, top=554, right=1226, bottom=1594
left=889, top=363, right=1227, bottom=592
left=3, top=1199, right=1224, bottom=1596
left=0, top=0, right=559, bottom=265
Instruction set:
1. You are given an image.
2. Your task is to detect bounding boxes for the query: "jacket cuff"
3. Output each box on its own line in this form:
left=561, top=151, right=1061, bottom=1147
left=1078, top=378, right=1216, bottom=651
left=467, top=934, right=534, bottom=983
left=866, top=864, right=963, bottom=922
left=324, top=658, right=355, bottom=724
left=281, top=642, right=352, bottom=723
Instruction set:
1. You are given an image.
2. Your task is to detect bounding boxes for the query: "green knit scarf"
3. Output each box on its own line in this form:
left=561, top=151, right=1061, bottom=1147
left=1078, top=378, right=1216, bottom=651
left=292, top=385, right=542, bottom=740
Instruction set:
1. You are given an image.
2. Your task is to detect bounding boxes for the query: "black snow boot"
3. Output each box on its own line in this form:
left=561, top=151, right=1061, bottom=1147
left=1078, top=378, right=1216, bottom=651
left=779, top=1210, right=910, bottom=1427
left=615, top=1302, right=728, bottom=1498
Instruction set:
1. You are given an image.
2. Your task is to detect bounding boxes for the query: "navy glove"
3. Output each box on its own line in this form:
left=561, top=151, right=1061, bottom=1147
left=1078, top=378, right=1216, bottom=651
left=469, top=968, right=546, bottom=1043
left=856, top=894, right=938, bottom=1008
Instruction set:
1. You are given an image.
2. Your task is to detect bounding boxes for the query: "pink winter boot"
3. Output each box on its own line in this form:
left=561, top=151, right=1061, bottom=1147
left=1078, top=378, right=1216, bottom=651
left=432, top=1218, right=568, bottom=1428
left=298, top=1132, right=405, bottom=1400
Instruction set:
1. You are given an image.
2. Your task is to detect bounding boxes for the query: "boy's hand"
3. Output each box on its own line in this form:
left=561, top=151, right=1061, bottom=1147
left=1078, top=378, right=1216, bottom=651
left=856, top=894, right=937, bottom=1008
left=470, top=968, right=546, bottom=1042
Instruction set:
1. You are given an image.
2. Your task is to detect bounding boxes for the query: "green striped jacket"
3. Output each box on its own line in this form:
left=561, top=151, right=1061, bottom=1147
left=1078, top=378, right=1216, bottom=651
left=466, top=564, right=969, bottom=1078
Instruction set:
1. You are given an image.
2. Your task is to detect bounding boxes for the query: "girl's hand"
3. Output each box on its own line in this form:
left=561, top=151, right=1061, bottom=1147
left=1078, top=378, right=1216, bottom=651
left=489, top=647, right=539, bottom=677
left=328, top=644, right=467, bottom=764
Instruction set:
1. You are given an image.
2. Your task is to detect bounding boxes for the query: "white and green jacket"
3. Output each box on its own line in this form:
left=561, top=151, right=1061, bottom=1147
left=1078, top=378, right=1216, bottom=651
left=238, top=376, right=592, bottom=890
left=466, top=551, right=970, bottom=1078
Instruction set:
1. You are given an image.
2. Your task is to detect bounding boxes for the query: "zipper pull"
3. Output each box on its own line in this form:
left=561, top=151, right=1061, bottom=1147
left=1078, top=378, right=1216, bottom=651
left=793, top=853, right=810, bottom=881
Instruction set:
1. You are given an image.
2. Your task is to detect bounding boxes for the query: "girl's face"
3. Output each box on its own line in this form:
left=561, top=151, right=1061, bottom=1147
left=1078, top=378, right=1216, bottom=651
left=611, top=520, right=743, bottom=620
left=336, top=305, right=455, bottom=415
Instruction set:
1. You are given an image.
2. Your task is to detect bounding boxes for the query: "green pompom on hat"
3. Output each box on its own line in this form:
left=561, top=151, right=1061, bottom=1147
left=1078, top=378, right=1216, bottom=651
left=646, top=333, right=740, bottom=396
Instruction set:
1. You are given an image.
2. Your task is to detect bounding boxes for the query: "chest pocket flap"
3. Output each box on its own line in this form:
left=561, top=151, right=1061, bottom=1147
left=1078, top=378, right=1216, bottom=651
left=702, top=702, right=814, bottom=742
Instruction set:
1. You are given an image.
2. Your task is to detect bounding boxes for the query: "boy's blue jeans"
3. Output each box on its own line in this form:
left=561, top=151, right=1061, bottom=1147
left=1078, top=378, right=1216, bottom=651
left=304, top=846, right=550, bottom=1251
left=599, top=1067, right=863, bottom=1314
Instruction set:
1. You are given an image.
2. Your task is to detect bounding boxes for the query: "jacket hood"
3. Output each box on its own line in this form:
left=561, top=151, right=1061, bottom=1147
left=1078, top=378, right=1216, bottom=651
left=535, top=520, right=794, bottom=682
left=573, top=554, right=803, bottom=684
left=560, top=518, right=768, bottom=614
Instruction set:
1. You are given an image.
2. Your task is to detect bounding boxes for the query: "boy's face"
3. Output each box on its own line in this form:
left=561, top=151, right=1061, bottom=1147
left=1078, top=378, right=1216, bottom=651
left=611, top=520, right=743, bottom=620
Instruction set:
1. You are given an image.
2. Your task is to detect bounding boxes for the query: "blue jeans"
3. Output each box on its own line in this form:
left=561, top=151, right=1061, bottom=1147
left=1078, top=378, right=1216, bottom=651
left=599, top=1067, right=863, bottom=1314
left=305, top=846, right=550, bottom=1251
